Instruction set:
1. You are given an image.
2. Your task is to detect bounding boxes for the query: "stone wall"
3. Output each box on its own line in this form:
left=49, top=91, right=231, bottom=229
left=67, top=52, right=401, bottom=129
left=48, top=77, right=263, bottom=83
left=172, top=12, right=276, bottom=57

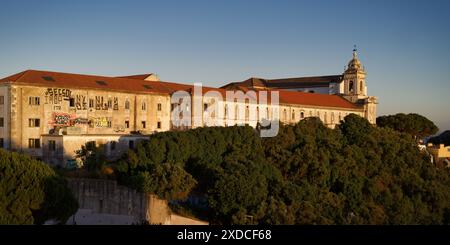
left=66, top=178, right=207, bottom=225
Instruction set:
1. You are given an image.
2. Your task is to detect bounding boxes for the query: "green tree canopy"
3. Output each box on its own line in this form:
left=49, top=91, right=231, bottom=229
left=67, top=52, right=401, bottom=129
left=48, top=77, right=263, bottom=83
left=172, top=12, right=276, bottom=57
left=0, top=149, right=78, bottom=224
left=115, top=115, right=450, bottom=225
left=376, top=113, right=438, bottom=139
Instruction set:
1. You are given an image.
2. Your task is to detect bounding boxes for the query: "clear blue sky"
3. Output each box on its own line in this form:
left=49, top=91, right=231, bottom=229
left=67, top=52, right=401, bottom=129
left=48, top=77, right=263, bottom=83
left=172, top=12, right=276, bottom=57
left=1, top=0, right=449, bottom=131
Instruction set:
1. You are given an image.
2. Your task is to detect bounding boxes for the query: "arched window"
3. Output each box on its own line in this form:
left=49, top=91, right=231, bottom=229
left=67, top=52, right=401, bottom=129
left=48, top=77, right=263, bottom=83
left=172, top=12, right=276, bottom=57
left=324, top=112, right=328, bottom=124
left=283, top=109, right=287, bottom=121
left=256, top=107, right=259, bottom=121
left=300, top=111, right=305, bottom=119
left=292, top=110, right=295, bottom=120
left=224, top=104, right=228, bottom=119
left=349, top=81, right=354, bottom=93
left=360, top=81, right=363, bottom=92
left=331, top=112, right=335, bottom=124
left=125, top=100, right=130, bottom=110
left=245, top=106, right=249, bottom=121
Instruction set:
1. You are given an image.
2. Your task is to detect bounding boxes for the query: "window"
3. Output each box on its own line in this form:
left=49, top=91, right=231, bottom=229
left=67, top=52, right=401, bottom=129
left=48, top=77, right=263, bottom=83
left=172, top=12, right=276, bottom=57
left=125, top=100, right=130, bottom=110
left=245, top=106, right=249, bottom=120
left=48, top=140, right=56, bottom=151
left=204, top=103, right=208, bottom=111
left=42, top=76, right=55, bottom=82
left=157, top=121, right=162, bottom=129
left=107, top=120, right=112, bottom=128
left=256, top=107, right=259, bottom=120
left=29, top=97, right=40, bottom=105
left=283, top=109, right=287, bottom=121
left=224, top=105, right=228, bottom=119
left=89, top=99, right=94, bottom=108
left=360, top=81, right=363, bottom=92
left=125, top=120, right=130, bottom=128
left=157, top=103, right=162, bottom=111
left=107, top=99, right=112, bottom=109
left=141, top=121, right=146, bottom=129
left=28, top=118, right=40, bottom=127
left=142, top=102, right=146, bottom=111
left=96, top=80, right=107, bottom=86
left=292, top=111, right=295, bottom=120
left=266, top=107, right=270, bottom=120
left=28, top=139, right=40, bottom=149
left=349, top=81, right=354, bottom=93
left=0, top=138, right=3, bottom=148
left=301, top=111, right=305, bottom=119
left=110, top=141, right=117, bottom=151
left=69, top=98, right=75, bottom=107
left=0, top=118, right=3, bottom=127
left=0, top=96, right=4, bottom=105
left=128, top=140, right=135, bottom=149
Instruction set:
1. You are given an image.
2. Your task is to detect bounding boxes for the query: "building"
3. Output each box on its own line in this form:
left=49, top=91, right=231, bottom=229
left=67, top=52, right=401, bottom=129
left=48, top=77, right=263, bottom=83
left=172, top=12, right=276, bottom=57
left=427, top=143, right=450, bottom=168
left=0, top=50, right=377, bottom=167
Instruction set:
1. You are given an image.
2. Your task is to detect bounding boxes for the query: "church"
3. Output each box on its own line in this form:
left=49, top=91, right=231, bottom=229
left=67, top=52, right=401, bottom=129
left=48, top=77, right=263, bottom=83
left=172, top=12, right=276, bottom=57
left=0, top=50, right=377, bottom=167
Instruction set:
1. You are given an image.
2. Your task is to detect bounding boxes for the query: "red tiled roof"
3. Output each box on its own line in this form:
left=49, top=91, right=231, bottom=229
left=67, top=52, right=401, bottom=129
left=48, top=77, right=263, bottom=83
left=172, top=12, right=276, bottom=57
left=0, top=70, right=173, bottom=95
left=278, top=90, right=359, bottom=109
left=0, top=70, right=361, bottom=110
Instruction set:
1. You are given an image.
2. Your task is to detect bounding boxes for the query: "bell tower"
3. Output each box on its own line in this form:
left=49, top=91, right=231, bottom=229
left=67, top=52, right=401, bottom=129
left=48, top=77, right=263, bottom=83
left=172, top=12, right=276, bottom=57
left=341, top=47, right=378, bottom=124
left=342, top=47, right=367, bottom=100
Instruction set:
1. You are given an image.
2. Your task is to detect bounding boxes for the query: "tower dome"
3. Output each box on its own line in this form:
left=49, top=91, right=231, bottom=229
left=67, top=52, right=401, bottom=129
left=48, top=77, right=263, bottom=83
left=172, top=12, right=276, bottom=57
left=346, top=48, right=363, bottom=71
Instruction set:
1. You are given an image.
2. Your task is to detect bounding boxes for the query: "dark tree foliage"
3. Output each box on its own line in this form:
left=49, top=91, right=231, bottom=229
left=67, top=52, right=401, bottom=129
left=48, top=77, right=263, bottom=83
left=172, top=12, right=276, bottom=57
left=376, top=113, right=438, bottom=139
left=115, top=116, right=450, bottom=224
left=0, top=149, right=78, bottom=224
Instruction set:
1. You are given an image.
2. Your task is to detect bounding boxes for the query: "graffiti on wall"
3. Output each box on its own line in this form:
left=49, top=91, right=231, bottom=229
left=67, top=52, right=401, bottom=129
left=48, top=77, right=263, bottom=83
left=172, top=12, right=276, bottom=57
left=113, top=97, right=119, bottom=110
left=93, top=96, right=118, bottom=111
left=49, top=112, right=89, bottom=127
left=90, top=117, right=112, bottom=128
left=76, top=95, right=88, bottom=110
left=45, top=88, right=72, bottom=105
left=114, top=125, right=125, bottom=132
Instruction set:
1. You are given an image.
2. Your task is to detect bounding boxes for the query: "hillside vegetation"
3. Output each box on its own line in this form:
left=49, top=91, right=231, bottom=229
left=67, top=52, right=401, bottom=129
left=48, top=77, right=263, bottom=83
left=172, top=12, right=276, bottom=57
left=114, top=114, right=450, bottom=224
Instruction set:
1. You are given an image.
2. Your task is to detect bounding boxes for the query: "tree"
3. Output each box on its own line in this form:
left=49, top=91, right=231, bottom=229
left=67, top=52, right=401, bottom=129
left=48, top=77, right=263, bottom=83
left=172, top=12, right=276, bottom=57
left=75, top=142, right=107, bottom=175
left=376, top=113, right=438, bottom=139
left=0, top=149, right=78, bottom=224
left=115, top=116, right=450, bottom=225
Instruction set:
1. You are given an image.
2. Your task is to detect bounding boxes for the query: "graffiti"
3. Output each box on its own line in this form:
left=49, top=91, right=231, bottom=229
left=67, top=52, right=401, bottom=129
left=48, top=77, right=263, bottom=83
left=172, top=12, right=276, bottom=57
left=44, top=88, right=72, bottom=105
left=113, top=97, right=119, bottom=110
left=114, top=125, right=125, bottom=132
left=95, top=96, right=102, bottom=110
left=76, top=95, right=87, bottom=110
left=90, top=117, right=112, bottom=128
left=51, top=112, right=74, bottom=126
left=73, top=118, right=89, bottom=125
left=49, top=112, right=89, bottom=127
left=94, top=96, right=109, bottom=110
